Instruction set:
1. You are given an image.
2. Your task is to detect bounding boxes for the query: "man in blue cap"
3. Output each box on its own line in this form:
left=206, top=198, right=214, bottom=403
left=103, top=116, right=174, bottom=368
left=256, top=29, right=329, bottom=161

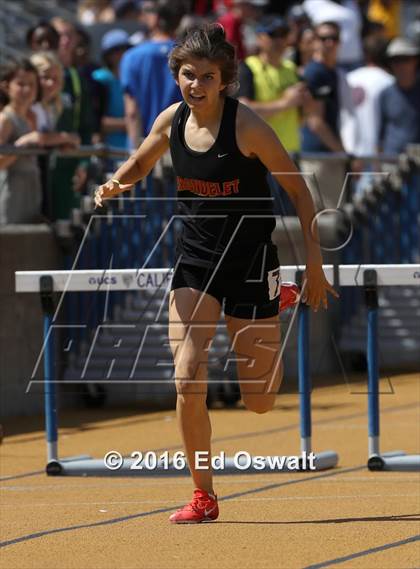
left=93, top=29, right=131, bottom=150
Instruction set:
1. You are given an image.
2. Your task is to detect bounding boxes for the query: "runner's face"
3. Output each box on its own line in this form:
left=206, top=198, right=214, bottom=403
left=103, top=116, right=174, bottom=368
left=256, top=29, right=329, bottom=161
left=177, top=58, right=226, bottom=109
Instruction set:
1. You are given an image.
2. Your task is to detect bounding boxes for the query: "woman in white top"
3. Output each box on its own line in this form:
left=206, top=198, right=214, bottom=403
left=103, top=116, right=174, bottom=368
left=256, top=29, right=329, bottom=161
left=30, top=51, right=80, bottom=148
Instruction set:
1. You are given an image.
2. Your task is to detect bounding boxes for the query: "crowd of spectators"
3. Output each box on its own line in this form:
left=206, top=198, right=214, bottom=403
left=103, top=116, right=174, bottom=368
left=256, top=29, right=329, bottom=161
left=0, top=0, right=419, bottom=224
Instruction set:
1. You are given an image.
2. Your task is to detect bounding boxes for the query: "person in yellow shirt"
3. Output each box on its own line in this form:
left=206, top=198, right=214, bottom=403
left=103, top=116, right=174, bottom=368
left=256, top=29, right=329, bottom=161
left=238, top=16, right=311, bottom=153
left=368, top=0, right=401, bottom=39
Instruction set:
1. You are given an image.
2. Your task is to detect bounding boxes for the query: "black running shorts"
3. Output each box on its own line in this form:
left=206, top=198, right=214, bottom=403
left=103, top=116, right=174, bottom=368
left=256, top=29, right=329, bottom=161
left=171, top=245, right=281, bottom=319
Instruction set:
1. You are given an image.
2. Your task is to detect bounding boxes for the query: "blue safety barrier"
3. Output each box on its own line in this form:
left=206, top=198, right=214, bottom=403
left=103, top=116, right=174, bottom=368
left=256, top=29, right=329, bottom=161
left=341, top=157, right=420, bottom=323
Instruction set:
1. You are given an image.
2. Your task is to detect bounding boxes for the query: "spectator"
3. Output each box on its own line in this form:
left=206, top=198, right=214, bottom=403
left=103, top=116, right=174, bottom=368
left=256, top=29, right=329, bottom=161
left=120, top=2, right=183, bottom=147
left=0, top=59, right=42, bottom=225
left=113, top=0, right=140, bottom=21
left=302, top=0, right=363, bottom=70
left=30, top=51, right=81, bottom=218
left=288, top=4, right=311, bottom=34
left=286, top=3, right=312, bottom=62
left=50, top=18, right=97, bottom=218
left=238, top=16, right=309, bottom=153
left=406, top=6, right=420, bottom=48
left=128, top=1, right=151, bottom=46
left=347, top=36, right=394, bottom=156
left=51, top=17, right=80, bottom=69
left=50, top=18, right=93, bottom=143
left=93, top=29, right=130, bottom=149
left=301, top=21, right=345, bottom=154
left=293, top=26, right=316, bottom=76
left=77, top=0, right=115, bottom=25
left=30, top=52, right=81, bottom=148
left=300, top=21, right=356, bottom=208
left=379, top=38, right=420, bottom=155
left=368, top=0, right=401, bottom=39
left=26, top=21, right=60, bottom=53
left=73, top=27, right=104, bottom=140
left=217, top=0, right=268, bottom=61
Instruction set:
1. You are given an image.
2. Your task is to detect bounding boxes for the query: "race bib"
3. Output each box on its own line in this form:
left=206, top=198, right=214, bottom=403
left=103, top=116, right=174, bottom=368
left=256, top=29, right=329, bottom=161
left=267, top=267, right=281, bottom=300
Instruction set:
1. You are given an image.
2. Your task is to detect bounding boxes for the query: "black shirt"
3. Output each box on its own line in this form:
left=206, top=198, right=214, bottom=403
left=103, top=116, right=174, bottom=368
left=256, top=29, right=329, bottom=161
left=301, top=60, right=340, bottom=152
left=237, top=62, right=255, bottom=100
left=170, top=96, right=276, bottom=268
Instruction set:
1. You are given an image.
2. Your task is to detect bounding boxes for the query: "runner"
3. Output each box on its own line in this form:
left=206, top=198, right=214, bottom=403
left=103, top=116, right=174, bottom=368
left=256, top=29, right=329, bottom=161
left=94, top=24, right=338, bottom=524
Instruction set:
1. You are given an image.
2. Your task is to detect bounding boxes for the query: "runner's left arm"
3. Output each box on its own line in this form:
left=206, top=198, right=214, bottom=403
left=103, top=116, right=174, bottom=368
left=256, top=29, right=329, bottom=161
left=238, top=105, right=338, bottom=310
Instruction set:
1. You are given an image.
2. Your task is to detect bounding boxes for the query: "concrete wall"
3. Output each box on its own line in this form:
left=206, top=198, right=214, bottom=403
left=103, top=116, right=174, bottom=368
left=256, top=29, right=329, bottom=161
left=0, top=225, right=62, bottom=418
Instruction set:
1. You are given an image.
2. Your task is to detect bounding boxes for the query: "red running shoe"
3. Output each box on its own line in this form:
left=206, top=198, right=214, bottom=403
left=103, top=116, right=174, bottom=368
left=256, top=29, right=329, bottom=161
left=169, top=488, right=219, bottom=524
left=279, top=282, right=300, bottom=312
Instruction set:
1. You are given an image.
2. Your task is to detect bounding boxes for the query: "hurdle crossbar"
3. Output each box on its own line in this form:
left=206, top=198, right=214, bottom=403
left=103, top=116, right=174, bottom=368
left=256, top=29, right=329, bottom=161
left=15, top=264, right=420, bottom=293
left=15, top=264, right=420, bottom=475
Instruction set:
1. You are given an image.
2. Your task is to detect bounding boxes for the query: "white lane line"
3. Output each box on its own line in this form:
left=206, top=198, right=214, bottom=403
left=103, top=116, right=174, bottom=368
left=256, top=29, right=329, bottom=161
left=1, top=493, right=419, bottom=508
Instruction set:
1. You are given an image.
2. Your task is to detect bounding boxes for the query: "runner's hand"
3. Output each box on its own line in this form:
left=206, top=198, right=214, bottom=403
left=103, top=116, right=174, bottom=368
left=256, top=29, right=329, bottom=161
left=94, top=179, right=133, bottom=209
left=302, top=263, right=339, bottom=311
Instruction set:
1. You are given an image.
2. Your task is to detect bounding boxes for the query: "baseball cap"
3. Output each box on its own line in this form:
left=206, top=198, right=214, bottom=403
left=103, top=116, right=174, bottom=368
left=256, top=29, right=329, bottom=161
left=256, top=16, right=289, bottom=36
left=101, top=29, right=131, bottom=53
left=387, top=37, right=420, bottom=58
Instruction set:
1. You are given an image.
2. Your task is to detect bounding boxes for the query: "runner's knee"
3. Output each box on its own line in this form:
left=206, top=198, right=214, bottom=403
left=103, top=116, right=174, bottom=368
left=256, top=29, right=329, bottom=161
left=242, top=393, right=276, bottom=414
left=175, top=359, right=207, bottom=399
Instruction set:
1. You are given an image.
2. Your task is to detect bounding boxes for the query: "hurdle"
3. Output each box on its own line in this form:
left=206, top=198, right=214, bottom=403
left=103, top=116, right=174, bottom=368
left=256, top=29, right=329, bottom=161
left=363, top=269, right=420, bottom=471
left=15, top=264, right=420, bottom=476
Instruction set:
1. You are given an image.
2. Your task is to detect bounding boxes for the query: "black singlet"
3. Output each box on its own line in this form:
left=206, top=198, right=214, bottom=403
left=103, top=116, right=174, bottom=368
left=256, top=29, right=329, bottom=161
left=169, top=96, right=276, bottom=269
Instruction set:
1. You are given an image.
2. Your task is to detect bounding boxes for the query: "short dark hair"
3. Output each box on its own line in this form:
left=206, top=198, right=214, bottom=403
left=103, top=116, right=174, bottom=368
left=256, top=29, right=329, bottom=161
left=155, top=1, right=184, bottom=35
left=0, top=58, right=39, bottom=104
left=315, top=21, right=341, bottom=37
left=25, top=21, right=60, bottom=49
left=0, top=57, right=38, bottom=83
left=169, top=24, right=238, bottom=95
left=363, top=36, right=389, bottom=67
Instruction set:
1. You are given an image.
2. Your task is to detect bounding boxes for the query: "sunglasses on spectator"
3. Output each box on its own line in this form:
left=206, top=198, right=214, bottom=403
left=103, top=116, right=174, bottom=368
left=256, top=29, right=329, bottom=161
left=316, top=34, right=340, bottom=42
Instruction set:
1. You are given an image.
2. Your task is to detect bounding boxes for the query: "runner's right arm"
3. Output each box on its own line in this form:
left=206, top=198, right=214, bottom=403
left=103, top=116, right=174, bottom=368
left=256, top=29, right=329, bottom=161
left=94, top=103, right=180, bottom=208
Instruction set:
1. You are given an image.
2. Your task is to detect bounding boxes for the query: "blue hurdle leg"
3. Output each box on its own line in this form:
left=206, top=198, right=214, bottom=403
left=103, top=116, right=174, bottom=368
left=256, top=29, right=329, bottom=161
left=298, top=303, right=311, bottom=454
left=366, top=304, right=416, bottom=470
left=298, top=303, right=338, bottom=470
left=40, top=275, right=59, bottom=464
left=367, top=306, right=380, bottom=457
left=364, top=269, right=411, bottom=471
left=43, top=313, right=58, bottom=462
left=297, top=298, right=338, bottom=470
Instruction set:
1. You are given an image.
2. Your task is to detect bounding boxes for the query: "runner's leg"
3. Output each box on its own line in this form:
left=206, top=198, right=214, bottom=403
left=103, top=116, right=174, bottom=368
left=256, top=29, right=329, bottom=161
left=169, top=287, right=222, bottom=492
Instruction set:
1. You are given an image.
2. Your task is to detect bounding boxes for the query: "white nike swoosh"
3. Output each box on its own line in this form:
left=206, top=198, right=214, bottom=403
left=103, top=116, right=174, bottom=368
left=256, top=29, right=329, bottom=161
left=204, top=505, right=217, bottom=516
left=217, top=153, right=228, bottom=158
